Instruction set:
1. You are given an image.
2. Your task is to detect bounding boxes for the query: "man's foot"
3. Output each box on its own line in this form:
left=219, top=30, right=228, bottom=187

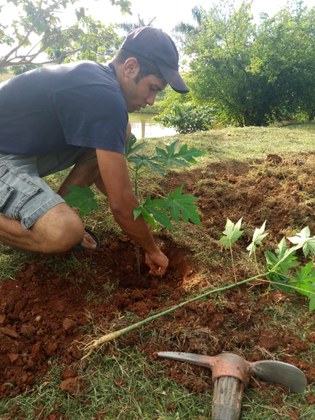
left=72, top=229, right=100, bottom=251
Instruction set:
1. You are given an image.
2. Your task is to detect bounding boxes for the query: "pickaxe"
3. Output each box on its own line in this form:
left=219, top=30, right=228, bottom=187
left=157, top=351, right=307, bottom=420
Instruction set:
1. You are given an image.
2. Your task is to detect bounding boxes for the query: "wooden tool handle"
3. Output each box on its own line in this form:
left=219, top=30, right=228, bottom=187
left=212, top=376, right=245, bottom=420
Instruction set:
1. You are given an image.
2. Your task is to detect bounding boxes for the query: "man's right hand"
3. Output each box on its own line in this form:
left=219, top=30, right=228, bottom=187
left=145, top=249, right=169, bottom=276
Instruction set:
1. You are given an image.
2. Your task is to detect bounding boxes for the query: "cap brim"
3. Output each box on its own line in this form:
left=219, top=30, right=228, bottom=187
left=158, top=63, right=189, bottom=94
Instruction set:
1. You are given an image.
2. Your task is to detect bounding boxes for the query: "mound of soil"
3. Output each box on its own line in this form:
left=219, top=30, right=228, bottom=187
left=0, top=153, right=314, bottom=405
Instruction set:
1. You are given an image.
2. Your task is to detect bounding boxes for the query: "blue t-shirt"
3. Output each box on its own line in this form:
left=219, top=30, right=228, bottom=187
left=0, top=61, right=128, bottom=156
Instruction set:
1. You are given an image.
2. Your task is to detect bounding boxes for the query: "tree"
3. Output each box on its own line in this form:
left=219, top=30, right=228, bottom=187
left=177, top=1, right=267, bottom=126
left=176, top=0, right=315, bottom=126
left=252, top=0, right=315, bottom=121
left=0, top=0, right=131, bottom=70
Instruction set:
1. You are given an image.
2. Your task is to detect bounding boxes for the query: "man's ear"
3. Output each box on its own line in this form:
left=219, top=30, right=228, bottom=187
left=124, top=57, right=140, bottom=78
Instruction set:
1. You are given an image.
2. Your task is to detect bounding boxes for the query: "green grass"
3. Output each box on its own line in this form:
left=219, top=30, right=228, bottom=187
left=0, top=350, right=212, bottom=419
left=1, top=348, right=312, bottom=419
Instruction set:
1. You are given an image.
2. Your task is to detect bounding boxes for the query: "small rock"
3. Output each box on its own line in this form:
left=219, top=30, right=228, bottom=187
left=62, top=317, right=77, bottom=332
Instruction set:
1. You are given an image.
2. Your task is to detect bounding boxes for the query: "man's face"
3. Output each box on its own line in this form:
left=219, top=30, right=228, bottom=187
left=120, top=59, right=166, bottom=112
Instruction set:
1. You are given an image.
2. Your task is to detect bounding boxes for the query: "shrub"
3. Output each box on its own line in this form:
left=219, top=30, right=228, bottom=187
left=156, top=102, right=215, bottom=134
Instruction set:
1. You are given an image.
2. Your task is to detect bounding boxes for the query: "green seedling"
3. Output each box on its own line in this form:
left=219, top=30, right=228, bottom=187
left=64, top=136, right=204, bottom=272
left=219, top=217, right=244, bottom=281
left=126, top=136, right=203, bottom=272
left=126, top=136, right=204, bottom=231
left=287, top=226, right=315, bottom=256
left=246, top=220, right=268, bottom=271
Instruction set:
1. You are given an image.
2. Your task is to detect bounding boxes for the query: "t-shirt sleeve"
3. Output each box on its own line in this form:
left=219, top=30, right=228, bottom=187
left=53, top=84, right=128, bottom=154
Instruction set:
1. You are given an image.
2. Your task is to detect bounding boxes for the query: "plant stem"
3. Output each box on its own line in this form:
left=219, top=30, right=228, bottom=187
left=81, top=243, right=315, bottom=359
left=81, top=272, right=268, bottom=359
left=229, top=246, right=237, bottom=282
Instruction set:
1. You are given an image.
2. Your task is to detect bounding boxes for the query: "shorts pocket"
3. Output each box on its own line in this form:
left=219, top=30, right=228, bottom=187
left=0, top=166, right=15, bottom=211
left=0, top=180, right=14, bottom=211
left=0, top=164, right=42, bottom=220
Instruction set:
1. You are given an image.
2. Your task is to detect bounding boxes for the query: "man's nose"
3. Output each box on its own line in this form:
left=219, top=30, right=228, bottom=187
left=146, top=93, right=157, bottom=106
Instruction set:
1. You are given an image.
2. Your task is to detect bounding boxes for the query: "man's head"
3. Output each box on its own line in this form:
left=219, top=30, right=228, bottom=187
left=120, top=26, right=189, bottom=94
left=112, top=27, right=188, bottom=112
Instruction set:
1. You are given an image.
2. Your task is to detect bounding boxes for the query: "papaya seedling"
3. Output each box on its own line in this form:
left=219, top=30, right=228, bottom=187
left=219, top=217, right=244, bottom=281
left=64, top=136, right=205, bottom=270
left=221, top=219, right=315, bottom=311
left=126, top=135, right=204, bottom=230
left=246, top=220, right=268, bottom=272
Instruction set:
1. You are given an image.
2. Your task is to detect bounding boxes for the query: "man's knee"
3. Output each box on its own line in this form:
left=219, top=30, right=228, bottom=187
left=32, top=204, right=84, bottom=253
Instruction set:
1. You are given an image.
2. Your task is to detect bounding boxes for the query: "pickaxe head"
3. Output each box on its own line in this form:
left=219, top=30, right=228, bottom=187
left=157, top=351, right=307, bottom=392
left=157, top=351, right=307, bottom=420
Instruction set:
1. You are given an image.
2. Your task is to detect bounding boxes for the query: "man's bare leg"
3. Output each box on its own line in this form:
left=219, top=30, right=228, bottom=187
left=0, top=203, right=85, bottom=253
left=55, top=151, right=106, bottom=249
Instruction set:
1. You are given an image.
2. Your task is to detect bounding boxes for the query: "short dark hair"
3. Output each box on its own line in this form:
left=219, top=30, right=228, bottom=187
left=113, top=48, right=165, bottom=83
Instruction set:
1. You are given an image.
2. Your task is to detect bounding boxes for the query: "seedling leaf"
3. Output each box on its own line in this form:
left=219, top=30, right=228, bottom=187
left=288, top=226, right=315, bottom=257
left=291, top=261, right=315, bottom=296
left=154, top=140, right=205, bottom=169
left=125, top=134, right=145, bottom=157
left=133, top=205, right=159, bottom=230
left=265, top=239, right=299, bottom=274
left=128, top=154, right=165, bottom=174
left=134, top=187, right=201, bottom=230
left=247, top=221, right=268, bottom=256
left=219, top=218, right=243, bottom=249
left=64, top=185, right=98, bottom=217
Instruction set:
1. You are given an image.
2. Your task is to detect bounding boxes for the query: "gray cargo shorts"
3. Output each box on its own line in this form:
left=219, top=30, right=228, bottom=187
left=0, top=148, right=89, bottom=229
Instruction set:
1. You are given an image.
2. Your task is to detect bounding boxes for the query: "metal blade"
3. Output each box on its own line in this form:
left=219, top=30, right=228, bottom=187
left=251, top=360, right=307, bottom=393
left=157, top=351, right=213, bottom=369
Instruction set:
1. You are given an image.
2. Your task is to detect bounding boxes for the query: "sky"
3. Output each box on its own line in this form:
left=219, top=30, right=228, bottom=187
left=79, top=0, right=315, bottom=34
left=2, top=0, right=315, bottom=59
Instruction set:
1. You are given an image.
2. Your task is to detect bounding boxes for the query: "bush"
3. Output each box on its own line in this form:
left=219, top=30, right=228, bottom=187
left=156, top=102, right=215, bottom=134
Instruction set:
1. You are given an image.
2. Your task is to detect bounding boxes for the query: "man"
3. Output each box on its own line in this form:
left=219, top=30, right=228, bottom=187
left=0, top=26, right=189, bottom=276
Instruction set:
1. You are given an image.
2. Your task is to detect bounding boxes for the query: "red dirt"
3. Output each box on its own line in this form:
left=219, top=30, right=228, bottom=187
left=0, top=153, right=314, bottom=406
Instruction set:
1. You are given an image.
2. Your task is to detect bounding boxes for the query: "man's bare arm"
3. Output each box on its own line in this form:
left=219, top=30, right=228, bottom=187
left=96, top=149, right=168, bottom=275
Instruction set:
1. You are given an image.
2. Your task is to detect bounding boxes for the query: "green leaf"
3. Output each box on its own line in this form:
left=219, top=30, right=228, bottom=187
left=246, top=221, right=268, bottom=256
left=309, top=294, right=315, bottom=312
left=265, top=239, right=299, bottom=274
left=219, top=218, right=243, bottom=249
left=128, top=154, right=165, bottom=174
left=290, top=261, right=315, bottom=297
left=64, top=185, right=98, bottom=217
left=125, top=134, right=145, bottom=157
left=139, top=186, right=201, bottom=230
left=133, top=205, right=159, bottom=230
left=144, top=198, right=174, bottom=230
left=153, top=140, right=205, bottom=169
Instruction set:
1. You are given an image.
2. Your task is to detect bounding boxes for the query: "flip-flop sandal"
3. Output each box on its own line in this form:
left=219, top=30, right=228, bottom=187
left=71, top=228, right=101, bottom=252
